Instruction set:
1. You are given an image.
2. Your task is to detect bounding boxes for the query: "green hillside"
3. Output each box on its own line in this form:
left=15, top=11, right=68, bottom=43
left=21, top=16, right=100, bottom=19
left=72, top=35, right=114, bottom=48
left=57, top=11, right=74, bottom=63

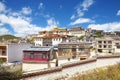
left=0, top=34, right=20, bottom=41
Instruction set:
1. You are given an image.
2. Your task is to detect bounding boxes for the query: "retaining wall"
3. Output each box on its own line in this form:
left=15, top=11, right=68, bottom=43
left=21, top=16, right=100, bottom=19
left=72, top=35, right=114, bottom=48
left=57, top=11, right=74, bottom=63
left=22, top=55, right=120, bottom=80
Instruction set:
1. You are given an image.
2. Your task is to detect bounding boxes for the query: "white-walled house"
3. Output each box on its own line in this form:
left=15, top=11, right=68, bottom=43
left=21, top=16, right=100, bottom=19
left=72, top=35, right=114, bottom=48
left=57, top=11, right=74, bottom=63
left=68, top=27, right=86, bottom=37
left=95, top=37, right=114, bottom=54
left=95, top=37, right=120, bottom=55
left=0, top=43, right=31, bottom=63
left=34, top=34, right=67, bottom=46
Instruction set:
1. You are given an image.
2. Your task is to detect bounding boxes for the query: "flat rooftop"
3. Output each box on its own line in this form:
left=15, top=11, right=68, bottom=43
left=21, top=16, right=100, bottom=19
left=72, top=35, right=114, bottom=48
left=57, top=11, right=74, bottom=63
left=23, top=46, right=53, bottom=52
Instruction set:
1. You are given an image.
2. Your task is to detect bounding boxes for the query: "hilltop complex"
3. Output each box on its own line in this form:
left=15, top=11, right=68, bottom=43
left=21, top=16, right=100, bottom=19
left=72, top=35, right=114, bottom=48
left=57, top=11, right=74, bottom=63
left=0, top=26, right=120, bottom=73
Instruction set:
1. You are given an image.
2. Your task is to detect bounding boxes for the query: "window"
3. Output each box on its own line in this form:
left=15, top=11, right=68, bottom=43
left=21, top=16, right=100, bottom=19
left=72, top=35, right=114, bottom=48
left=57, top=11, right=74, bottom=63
left=104, top=41, right=106, bottom=44
left=99, top=45, right=102, bottom=48
left=35, top=53, right=43, bottom=58
left=30, top=53, right=34, bottom=59
left=98, top=41, right=102, bottom=44
left=34, top=53, right=39, bottom=58
left=104, top=45, right=107, bottom=48
left=117, top=46, right=120, bottom=49
left=98, top=49, right=102, bottom=52
left=39, top=53, right=43, bottom=58
left=108, top=41, right=112, bottom=44
left=2, top=49, right=6, bottom=56
left=108, top=45, right=112, bottom=48
left=24, top=53, right=30, bottom=58
left=78, top=48, right=84, bottom=51
left=42, top=54, right=46, bottom=59
left=116, top=43, right=119, bottom=45
left=109, top=50, right=112, bottom=53
left=46, top=44, right=49, bottom=46
left=62, top=49, right=71, bottom=52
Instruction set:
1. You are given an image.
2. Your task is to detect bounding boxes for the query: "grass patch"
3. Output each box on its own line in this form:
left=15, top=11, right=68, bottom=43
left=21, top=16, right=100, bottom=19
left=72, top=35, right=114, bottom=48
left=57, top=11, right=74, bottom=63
left=69, top=63, right=120, bottom=80
left=56, top=63, right=120, bottom=80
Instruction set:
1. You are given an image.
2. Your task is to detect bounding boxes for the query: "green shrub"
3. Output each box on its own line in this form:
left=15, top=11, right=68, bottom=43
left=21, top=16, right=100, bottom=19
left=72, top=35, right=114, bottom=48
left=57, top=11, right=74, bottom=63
left=0, top=63, right=22, bottom=80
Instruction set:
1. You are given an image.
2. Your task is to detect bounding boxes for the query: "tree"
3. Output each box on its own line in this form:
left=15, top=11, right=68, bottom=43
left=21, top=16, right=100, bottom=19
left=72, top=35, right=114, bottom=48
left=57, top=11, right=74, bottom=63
left=95, top=32, right=104, bottom=37
left=26, top=38, right=34, bottom=44
left=79, top=36, right=84, bottom=40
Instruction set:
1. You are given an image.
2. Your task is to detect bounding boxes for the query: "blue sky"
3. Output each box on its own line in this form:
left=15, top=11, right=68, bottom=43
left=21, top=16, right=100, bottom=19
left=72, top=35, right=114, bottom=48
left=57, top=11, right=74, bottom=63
left=0, top=0, right=120, bottom=37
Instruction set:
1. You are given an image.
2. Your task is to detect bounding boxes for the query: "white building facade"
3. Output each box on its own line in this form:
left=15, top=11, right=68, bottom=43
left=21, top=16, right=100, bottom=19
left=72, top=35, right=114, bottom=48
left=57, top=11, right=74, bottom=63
left=95, top=37, right=120, bottom=55
left=0, top=43, right=31, bottom=63
left=68, top=27, right=86, bottom=37
left=34, top=34, right=67, bottom=46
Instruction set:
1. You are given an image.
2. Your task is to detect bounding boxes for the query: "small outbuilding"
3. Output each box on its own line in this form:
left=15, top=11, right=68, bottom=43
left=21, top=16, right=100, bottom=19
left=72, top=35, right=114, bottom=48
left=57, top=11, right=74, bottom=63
left=23, top=46, right=54, bottom=63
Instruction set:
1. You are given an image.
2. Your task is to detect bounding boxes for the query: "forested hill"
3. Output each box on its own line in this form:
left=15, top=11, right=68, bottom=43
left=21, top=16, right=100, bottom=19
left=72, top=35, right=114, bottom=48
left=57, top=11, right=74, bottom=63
left=0, top=35, right=20, bottom=41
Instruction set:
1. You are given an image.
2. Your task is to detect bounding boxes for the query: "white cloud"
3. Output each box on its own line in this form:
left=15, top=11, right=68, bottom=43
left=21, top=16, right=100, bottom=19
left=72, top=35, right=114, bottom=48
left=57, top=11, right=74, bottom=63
left=88, top=22, right=120, bottom=31
left=76, top=0, right=94, bottom=16
left=38, top=2, right=43, bottom=9
left=117, top=10, right=120, bottom=16
left=40, top=18, right=59, bottom=31
left=70, top=15, right=75, bottom=20
left=0, top=14, right=59, bottom=37
left=81, top=0, right=94, bottom=11
left=10, top=12, right=20, bottom=16
left=76, top=8, right=84, bottom=17
left=70, top=18, right=94, bottom=25
left=0, top=26, right=10, bottom=35
left=0, top=23, right=4, bottom=26
left=0, top=14, right=42, bottom=37
left=21, top=7, right=32, bottom=15
left=47, top=18, right=59, bottom=27
left=70, top=0, right=94, bottom=20
left=0, top=1, right=60, bottom=37
left=0, top=2, right=6, bottom=12
left=8, top=12, right=32, bottom=22
left=35, top=12, right=50, bottom=18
